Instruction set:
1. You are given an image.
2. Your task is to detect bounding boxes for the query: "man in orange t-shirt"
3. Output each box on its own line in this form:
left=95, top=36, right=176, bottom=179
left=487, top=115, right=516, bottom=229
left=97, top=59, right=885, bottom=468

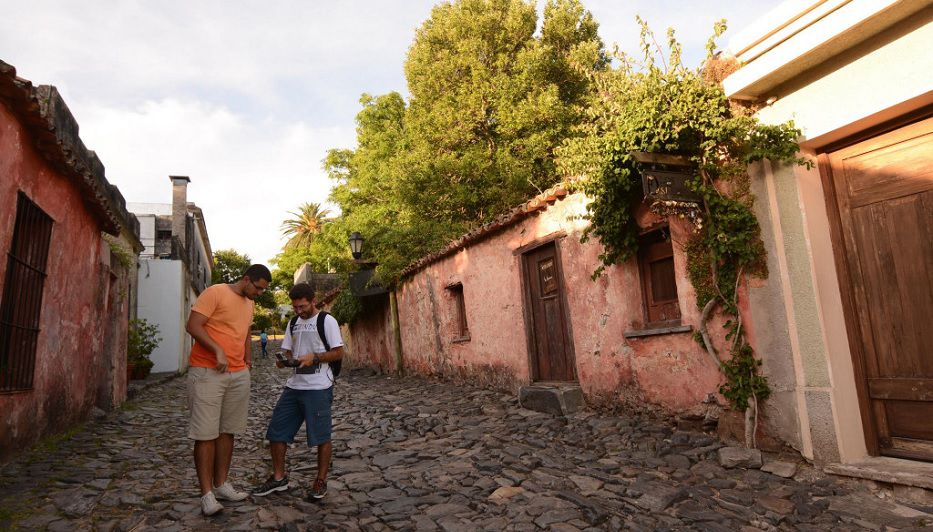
left=185, top=263, right=270, bottom=516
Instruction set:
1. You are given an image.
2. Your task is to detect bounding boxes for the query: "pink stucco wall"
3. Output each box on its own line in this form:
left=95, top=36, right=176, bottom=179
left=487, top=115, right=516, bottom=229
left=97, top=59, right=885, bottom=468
left=392, top=193, right=726, bottom=414
left=0, top=100, right=129, bottom=461
left=338, top=295, right=395, bottom=374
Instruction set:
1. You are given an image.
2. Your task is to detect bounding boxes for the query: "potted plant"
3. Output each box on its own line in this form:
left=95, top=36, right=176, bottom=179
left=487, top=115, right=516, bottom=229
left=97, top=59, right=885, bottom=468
left=127, top=318, right=161, bottom=381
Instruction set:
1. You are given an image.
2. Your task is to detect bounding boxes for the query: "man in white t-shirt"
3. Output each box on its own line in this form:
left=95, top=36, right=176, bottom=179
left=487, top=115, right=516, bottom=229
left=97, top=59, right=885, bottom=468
left=251, top=282, right=344, bottom=501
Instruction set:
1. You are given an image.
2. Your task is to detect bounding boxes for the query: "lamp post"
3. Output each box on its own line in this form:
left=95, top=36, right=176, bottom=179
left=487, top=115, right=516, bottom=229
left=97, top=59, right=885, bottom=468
left=346, top=231, right=402, bottom=374
left=349, top=231, right=363, bottom=260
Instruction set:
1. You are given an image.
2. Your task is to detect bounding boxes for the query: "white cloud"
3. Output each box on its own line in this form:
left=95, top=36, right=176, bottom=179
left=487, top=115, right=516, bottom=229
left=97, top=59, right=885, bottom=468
left=76, top=97, right=354, bottom=264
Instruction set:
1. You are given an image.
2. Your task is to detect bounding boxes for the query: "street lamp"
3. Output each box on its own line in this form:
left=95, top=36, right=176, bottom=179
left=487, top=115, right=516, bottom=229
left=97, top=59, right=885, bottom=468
left=349, top=231, right=363, bottom=260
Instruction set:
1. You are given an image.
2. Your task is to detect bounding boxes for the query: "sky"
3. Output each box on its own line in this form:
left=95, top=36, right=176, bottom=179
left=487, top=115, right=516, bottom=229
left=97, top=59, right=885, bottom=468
left=1, top=0, right=781, bottom=267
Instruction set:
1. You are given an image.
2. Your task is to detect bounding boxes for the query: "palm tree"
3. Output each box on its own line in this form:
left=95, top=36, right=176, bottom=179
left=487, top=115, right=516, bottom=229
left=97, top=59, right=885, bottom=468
left=281, top=202, right=332, bottom=248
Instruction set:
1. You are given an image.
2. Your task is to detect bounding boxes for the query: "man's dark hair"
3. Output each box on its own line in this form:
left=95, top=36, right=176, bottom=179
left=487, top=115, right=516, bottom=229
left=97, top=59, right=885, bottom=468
left=243, top=264, right=272, bottom=283
left=288, top=282, right=316, bottom=302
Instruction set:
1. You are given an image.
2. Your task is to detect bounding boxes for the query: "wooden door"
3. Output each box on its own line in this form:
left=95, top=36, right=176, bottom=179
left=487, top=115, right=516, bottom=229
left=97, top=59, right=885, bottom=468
left=823, top=116, right=933, bottom=461
left=523, top=242, right=575, bottom=382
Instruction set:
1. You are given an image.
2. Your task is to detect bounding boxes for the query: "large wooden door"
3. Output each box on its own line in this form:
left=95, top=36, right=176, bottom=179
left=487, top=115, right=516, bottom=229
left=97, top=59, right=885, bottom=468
left=824, top=116, right=933, bottom=461
left=523, top=242, right=575, bottom=382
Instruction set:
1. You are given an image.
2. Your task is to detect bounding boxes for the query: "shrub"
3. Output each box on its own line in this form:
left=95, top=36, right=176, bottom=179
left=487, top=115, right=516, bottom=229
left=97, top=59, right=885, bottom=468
left=128, top=318, right=161, bottom=370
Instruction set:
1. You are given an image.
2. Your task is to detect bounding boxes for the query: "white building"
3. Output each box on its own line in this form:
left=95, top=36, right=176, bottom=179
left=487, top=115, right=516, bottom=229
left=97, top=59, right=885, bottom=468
left=129, top=176, right=213, bottom=374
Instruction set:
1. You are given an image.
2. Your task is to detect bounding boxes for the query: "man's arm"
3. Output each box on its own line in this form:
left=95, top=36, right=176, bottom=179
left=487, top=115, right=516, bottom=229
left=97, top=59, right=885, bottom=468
left=244, top=333, right=252, bottom=369
left=186, top=311, right=228, bottom=371
left=297, top=346, right=344, bottom=367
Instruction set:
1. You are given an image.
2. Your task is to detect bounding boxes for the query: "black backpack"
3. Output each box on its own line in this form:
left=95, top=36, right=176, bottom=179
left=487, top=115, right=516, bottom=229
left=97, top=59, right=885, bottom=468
left=288, top=311, right=342, bottom=379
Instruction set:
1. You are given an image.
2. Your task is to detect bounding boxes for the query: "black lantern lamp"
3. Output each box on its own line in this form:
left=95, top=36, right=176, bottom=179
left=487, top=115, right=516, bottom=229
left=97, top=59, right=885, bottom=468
left=349, top=231, right=363, bottom=260
left=347, top=231, right=387, bottom=296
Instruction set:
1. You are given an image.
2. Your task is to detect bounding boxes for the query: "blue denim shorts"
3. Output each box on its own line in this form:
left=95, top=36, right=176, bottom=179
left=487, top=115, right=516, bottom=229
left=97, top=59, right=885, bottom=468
left=266, top=387, right=333, bottom=446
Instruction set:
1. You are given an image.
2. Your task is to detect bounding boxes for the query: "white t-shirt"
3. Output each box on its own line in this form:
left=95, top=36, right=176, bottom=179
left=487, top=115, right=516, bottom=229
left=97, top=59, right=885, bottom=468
left=281, top=312, right=343, bottom=390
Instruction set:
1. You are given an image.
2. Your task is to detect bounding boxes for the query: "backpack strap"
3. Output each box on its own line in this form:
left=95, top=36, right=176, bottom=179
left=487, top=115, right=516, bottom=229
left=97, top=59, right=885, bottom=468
left=316, top=311, right=331, bottom=352
left=288, top=315, right=299, bottom=340
left=316, top=311, right=341, bottom=379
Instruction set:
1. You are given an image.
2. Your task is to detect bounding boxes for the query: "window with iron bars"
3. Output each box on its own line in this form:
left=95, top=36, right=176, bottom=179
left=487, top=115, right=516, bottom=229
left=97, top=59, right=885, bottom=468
left=0, top=192, right=54, bottom=392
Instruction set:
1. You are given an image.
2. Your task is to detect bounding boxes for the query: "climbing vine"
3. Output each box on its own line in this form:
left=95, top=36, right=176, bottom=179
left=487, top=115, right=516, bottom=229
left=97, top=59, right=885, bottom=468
left=558, top=19, right=810, bottom=446
left=330, top=288, right=363, bottom=326
left=103, top=234, right=134, bottom=270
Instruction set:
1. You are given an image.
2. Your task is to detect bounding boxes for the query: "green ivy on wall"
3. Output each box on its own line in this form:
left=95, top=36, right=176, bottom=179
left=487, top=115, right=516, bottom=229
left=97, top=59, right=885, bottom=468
left=557, top=19, right=810, bottom=446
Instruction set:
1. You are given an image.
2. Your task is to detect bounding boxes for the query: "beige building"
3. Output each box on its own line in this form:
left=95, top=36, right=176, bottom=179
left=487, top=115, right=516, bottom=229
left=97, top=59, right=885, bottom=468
left=723, top=0, right=932, bottom=484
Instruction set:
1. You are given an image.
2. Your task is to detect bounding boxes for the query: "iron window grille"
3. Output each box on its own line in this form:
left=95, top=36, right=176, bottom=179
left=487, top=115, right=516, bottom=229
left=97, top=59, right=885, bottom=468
left=0, top=192, right=54, bottom=392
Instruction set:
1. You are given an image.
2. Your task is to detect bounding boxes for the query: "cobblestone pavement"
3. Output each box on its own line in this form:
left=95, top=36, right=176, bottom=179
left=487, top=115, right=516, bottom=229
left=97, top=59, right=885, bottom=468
left=2, top=343, right=932, bottom=531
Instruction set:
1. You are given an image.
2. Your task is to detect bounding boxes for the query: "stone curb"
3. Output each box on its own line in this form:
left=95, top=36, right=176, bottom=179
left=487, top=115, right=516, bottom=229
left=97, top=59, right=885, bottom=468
left=127, top=371, right=179, bottom=400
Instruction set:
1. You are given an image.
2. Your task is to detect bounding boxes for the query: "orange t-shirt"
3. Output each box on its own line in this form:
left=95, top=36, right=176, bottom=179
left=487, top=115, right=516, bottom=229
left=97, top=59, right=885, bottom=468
left=189, top=284, right=254, bottom=372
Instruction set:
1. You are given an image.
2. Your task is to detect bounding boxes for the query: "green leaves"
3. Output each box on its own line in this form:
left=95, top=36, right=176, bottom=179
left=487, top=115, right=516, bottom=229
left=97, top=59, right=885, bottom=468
left=311, top=0, right=605, bottom=283
left=719, top=344, right=771, bottom=411
left=127, top=319, right=161, bottom=362
left=212, top=249, right=251, bottom=285
left=330, top=289, right=364, bottom=326
left=554, top=19, right=808, bottom=414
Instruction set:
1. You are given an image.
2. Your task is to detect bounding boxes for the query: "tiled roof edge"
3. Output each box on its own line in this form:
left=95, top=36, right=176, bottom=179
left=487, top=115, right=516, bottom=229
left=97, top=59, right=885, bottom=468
left=398, top=183, right=574, bottom=280
left=0, top=60, right=128, bottom=236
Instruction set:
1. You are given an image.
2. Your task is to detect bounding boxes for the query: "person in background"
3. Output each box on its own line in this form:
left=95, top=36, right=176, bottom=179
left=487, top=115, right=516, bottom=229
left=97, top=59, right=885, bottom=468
left=185, top=264, right=271, bottom=516
left=260, top=330, right=269, bottom=358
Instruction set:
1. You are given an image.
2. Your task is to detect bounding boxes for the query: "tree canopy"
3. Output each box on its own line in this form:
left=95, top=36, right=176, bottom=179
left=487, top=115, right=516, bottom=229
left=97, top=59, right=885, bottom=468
left=211, top=249, right=251, bottom=285
left=315, top=0, right=606, bottom=282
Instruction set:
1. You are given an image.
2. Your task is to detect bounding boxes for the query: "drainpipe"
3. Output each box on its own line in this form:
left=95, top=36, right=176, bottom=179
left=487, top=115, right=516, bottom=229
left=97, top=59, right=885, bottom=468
left=389, top=290, right=404, bottom=375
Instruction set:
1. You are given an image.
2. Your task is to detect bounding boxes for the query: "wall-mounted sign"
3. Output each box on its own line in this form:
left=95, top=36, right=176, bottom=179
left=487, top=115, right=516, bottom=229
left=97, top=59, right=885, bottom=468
left=631, top=152, right=703, bottom=204
left=539, top=258, right=557, bottom=295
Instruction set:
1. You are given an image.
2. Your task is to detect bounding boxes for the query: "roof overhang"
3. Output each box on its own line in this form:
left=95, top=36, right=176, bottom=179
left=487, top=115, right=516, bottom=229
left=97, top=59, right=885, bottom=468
left=722, top=0, right=931, bottom=100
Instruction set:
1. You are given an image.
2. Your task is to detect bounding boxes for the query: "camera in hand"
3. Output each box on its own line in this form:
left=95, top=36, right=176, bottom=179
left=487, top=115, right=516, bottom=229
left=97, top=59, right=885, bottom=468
left=275, top=351, right=321, bottom=373
left=274, top=351, right=301, bottom=368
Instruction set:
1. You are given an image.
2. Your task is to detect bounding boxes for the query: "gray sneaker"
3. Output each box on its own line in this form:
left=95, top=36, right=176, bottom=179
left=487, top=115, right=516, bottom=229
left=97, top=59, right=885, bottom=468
left=251, top=475, right=289, bottom=496
left=200, top=492, right=223, bottom=516
left=309, top=478, right=327, bottom=500
left=213, top=481, right=248, bottom=501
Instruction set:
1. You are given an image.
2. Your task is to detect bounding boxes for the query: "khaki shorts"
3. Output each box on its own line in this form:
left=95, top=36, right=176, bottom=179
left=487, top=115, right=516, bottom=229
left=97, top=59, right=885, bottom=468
left=187, top=367, right=251, bottom=440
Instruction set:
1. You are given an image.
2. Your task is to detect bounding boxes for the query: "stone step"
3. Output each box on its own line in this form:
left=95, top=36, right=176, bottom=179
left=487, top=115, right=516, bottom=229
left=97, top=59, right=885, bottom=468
left=519, top=383, right=585, bottom=416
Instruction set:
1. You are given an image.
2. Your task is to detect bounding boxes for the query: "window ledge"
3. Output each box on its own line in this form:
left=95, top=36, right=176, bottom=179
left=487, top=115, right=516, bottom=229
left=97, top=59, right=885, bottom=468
left=623, top=324, right=693, bottom=338
left=452, top=335, right=471, bottom=344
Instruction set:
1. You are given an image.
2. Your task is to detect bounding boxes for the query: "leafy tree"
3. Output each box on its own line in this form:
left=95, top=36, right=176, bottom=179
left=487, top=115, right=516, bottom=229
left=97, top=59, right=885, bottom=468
left=252, top=306, right=275, bottom=333
left=400, top=0, right=606, bottom=223
left=319, top=0, right=606, bottom=281
left=211, top=248, right=277, bottom=309
left=281, top=202, right=332, bottom=249
left=212, top=249, right=251, bottom=285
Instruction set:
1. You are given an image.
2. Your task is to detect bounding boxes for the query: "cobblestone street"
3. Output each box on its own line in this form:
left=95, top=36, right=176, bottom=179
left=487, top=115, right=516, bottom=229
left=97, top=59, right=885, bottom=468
left=1, top=343, right=931, bottom=531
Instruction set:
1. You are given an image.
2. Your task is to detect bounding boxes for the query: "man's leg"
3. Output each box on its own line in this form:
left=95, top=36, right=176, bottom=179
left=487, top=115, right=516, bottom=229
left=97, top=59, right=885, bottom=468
left=194, top=439, right=216, bottom=495
left=316, top=441, right=332, bottom=481
left=213, top=433, right=234, bottom=487
left=188, top=367, right=224, bottom=497
left=271, top=441, right=288, bottom=480
left=252, top=388, right=302, bottom=496
left=306, top=387, right=333, bottom=499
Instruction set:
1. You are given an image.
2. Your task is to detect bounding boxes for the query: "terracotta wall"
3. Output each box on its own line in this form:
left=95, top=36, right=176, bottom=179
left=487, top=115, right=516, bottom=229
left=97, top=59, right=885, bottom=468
left=338, top=294, right=395, bottom=374
left=0, top=100, right=127, bottom=461
left=384, top=193, right=726, bottom=414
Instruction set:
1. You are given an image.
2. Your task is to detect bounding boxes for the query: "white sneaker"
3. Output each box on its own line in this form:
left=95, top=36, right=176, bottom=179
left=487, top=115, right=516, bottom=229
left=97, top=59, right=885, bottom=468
left=213, top=481, right=249, bottom=502
left=200, top=491, right=223, bottom=516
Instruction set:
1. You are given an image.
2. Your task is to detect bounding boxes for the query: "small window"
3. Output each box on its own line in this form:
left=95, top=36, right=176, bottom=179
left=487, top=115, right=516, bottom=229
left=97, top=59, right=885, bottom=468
left=0, top=193, right=54, bottom=391
left=638, top=228, right=681, bottom=325
left=447, top=283, right=469, bottom=341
